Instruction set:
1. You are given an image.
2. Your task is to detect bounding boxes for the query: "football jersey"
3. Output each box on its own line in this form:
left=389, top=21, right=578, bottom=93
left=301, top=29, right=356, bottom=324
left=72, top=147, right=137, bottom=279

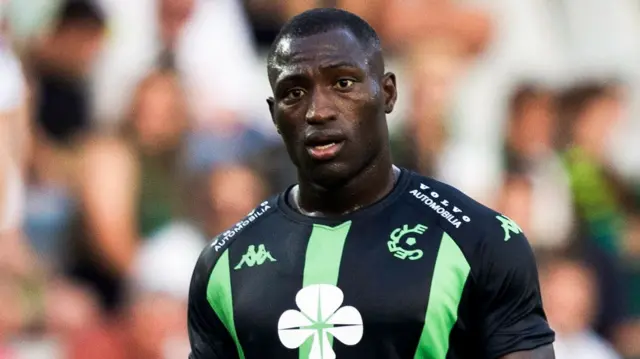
left=188, top=168, right=554, bottom=359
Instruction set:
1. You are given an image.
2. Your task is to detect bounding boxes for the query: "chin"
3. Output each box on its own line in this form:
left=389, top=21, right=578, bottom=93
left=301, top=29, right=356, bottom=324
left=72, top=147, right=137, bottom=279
left=303, top=161, right=357, bottom=189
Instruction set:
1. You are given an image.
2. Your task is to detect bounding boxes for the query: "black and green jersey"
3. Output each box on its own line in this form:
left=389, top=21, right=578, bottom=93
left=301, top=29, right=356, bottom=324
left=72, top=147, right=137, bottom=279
left=188, top=169, right=554, bottom=359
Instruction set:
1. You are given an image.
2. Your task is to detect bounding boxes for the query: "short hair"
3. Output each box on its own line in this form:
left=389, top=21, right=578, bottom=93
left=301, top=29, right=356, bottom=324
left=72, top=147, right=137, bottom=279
left=556, top=81, right=621, bottom=148
left=267, top=8, right=381, bottom=70
left=558, top=83, right=618, bottom=123
left=509, top=85, right=549, bottom=113
left=54, top=0, right=106, bottom=32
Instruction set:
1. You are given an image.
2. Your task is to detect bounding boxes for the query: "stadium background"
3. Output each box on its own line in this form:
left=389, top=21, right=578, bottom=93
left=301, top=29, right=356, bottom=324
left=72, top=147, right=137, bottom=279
left=0, top=0, right=639, bottom=358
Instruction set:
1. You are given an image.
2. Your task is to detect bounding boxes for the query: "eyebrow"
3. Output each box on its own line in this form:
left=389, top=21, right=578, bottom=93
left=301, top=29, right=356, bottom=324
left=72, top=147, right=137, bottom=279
left=274, top=61, right=363, bottom=88
left=318, top=61, right=360, bottom=71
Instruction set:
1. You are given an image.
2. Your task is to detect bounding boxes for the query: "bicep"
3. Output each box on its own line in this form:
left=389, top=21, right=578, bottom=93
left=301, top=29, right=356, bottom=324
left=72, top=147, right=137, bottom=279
left=78, top=140, right=139, bottom=272
left=499, top=344, right=555, bottom=359
left=80, top=140, right=138, bottom=231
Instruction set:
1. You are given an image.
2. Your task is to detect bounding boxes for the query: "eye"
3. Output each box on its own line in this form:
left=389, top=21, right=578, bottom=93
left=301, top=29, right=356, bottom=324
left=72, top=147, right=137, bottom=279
left=284, top=88, right=305, bottom=101
left=334, top=78, right=355, bottom=90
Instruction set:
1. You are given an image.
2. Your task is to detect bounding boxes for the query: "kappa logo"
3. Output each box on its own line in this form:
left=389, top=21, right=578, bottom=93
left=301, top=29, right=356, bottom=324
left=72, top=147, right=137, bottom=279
left=496, top=215, right=522, bottom=241
left=234, top=244, right=276, bottom=270
left=278, top=284, right=363, bottom=359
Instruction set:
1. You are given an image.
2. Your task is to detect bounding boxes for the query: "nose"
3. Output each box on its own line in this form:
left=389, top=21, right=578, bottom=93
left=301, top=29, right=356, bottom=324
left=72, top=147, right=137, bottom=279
left=305, top=87, right=337, bottom=124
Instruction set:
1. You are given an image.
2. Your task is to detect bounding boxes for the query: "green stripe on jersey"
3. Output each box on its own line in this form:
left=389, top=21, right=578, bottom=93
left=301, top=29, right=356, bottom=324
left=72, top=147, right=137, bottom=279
left=300, top=221, right=352, bottom=359
left=207, top=250, right=245, bottom=359
left=414, top=232, right=470, bottom=359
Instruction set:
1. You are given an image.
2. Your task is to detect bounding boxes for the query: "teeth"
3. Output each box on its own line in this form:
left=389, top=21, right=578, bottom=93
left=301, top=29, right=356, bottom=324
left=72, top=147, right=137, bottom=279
left=314, top=142, right=336, bottom=150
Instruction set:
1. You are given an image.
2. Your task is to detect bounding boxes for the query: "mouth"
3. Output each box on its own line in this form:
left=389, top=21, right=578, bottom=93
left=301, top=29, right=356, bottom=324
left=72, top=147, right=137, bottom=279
left=304, top=134, right=346, bottom=161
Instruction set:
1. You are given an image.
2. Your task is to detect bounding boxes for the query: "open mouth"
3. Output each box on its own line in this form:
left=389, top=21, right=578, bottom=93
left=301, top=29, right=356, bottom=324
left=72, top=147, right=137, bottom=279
left=304, top=135, right=346, bottom=161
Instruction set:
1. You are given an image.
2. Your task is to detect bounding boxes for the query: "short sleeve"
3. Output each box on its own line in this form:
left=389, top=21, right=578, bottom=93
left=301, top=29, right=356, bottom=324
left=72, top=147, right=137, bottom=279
left=472, top=214, right=555, bottom=359
left=188, top=246, right=238, bottom=359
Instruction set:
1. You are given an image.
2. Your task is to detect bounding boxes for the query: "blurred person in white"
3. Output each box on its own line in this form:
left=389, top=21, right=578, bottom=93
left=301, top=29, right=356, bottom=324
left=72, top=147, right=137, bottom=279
left=0, top=10, right=100, bottom=359
left=539, top=254, right=620, bottom=359
left=0, top=3, right=30, bottom=279
left=68, top=67, right=191, bottom=312
left=0, top=7, right=30, bottom=358
left=92, top=0, right=264, bottom=133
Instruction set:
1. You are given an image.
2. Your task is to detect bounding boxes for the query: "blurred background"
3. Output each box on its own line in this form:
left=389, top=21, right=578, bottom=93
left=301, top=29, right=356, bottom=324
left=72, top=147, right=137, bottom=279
left=0, top=0, right=639, bottom=358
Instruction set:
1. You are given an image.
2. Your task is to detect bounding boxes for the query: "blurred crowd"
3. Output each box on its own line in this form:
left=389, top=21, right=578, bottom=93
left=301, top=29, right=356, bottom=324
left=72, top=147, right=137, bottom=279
left=0, top=0, right=639, bottom=358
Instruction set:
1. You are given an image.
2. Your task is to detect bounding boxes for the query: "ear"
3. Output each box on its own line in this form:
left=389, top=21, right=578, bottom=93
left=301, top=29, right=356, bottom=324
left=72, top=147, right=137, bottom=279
left=382, top=72, right=398, bottom=114
left=266, top=97, right=279, bottom=133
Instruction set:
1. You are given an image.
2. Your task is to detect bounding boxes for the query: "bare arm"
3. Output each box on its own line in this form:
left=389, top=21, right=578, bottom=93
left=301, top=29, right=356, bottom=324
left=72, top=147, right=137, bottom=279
left=78, top=138, right=139, bottom=276
left=500, top=344, right=555, bottom=359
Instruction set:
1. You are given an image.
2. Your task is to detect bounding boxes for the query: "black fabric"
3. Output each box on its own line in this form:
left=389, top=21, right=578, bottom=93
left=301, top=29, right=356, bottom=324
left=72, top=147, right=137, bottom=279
left=187, top=169, right=555, bottom=358
left=34, top=69, right=89, bottom=144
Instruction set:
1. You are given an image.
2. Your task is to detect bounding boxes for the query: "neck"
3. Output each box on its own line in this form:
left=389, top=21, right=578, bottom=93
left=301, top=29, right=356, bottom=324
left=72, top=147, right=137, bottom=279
left=293, top=151, right=397, bottom=217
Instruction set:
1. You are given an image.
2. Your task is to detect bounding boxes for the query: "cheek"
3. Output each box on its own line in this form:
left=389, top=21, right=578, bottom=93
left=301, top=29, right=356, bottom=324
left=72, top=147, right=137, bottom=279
left=274, top=116, right=305, bottom=164
left=275, top=107, right=306, bottom=138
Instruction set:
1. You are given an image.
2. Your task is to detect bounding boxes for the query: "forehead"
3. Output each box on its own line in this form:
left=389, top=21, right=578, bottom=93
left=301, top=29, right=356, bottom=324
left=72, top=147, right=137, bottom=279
left=271, top=28, right=371, bottom=82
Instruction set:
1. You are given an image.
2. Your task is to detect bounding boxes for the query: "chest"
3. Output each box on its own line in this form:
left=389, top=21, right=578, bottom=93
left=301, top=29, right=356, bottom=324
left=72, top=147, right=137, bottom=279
left=227, top=218, right=470, bottom=344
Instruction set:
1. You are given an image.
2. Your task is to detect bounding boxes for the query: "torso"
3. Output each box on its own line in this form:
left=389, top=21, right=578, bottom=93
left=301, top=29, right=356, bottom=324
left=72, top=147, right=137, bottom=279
left=202, top=169, right=503, bottom=359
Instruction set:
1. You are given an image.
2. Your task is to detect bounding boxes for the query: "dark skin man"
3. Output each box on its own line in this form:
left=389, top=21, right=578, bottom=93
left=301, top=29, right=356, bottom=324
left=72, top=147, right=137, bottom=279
left=188, top=8, right=555, bottom=359
left=266, top=25, right=554, bottom=359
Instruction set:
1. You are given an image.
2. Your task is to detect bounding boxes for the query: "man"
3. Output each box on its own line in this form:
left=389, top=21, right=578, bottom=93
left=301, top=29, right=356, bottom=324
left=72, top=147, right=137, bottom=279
left=188, top=8, right=555, bottom=359
left=27, top=0, right=106, bottom=145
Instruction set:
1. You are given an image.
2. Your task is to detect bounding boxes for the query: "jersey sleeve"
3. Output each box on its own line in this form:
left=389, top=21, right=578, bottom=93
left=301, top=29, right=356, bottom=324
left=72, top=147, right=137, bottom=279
left=187, top=245, right=238, bottom=359
left=471, top=215, right=555, bottom=358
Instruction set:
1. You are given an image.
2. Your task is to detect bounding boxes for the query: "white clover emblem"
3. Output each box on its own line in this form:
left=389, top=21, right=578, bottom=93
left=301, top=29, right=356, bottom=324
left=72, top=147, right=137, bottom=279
left=278, top=284, right=363, bottom=359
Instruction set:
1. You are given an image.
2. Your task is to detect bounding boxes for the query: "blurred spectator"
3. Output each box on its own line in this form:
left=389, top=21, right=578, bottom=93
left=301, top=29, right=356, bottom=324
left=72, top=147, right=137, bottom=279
left=558, top=83, right=630, bottom=255
left=0, top=4, right=28, bottom=237
left=499, top=85, right=574, bottom=249
left=243, top=0, right=385, bottom=48
left=20, top=1, right=104, bottom=267
left=183, top=122, right=271, bottom=176
left=0, top=20, right=34, bottom=356
left=540, top=254, right=621, bottom=359
left=67, top=67, right=190, bottom=312
left=24, top=0, right=106, bottom=145
left=206, top=164, right=267, bottom=234
left=67, top=164, right=264, bottom=359
left=247, top=141, right=297, bottom=194
left=67, top=290, right=189, bottom=359
left=0, top=1, right=639, bottom=358
left=379, top=0, right=492, bottom=55
left=189, top=163, right=268, bottom=239
left=92, top=0, right=261, bottom=132
left=391, top=41, right=468, bottom=176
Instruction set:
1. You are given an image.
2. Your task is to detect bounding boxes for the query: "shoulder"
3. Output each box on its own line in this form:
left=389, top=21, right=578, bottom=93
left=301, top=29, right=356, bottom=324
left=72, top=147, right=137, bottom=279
left=76, top=136, right=137, bottom=189
left=81, top=136, right=135, bottom=168
left=400, top=170, right=504, bottom=240
left=194, top=196, right=279, bottom=276
left=399, top=170, right=532, bottom=270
